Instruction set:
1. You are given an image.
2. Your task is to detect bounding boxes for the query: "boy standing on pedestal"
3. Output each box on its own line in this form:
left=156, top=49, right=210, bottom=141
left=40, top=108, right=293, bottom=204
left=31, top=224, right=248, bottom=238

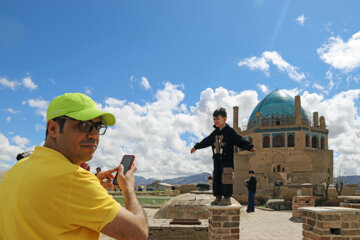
left=191, top=108, right=257, bottom=206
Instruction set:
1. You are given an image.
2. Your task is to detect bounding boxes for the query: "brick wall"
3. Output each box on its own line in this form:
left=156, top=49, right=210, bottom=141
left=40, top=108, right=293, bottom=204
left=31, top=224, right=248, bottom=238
left=292, top=196, right=315, bottom=219
left=301, top=207, right=360, bottom=240
left=208, top=205, right=241, bottom=240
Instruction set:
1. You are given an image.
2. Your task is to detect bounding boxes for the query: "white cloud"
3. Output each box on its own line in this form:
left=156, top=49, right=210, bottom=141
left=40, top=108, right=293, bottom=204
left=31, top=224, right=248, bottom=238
left=3, top=84, right=360, bottom=177
left=129, top=75, right=152, bottom=90
left=24, top=98, right=49, bottom=121
left=326, top=70, right=335, bottom=90
left=318, top=31, right=360, bottom=72
left=0, top=133, right=24, bottom=162
left=22, top=77, right=37, bottom=90
left=295, top=14, right=306, bottom=26
left=0, top=75, right=37, bottom=91
left=238, top=51, right=306, bottom=82
left=141, top=76, right=151, bottom=90
left=301, top=89, right=360, bottom=175
left=6, top=117, right=11, bottom=122
left=88, top=83, right=259, bottom=179
left=0, top=77, right=19, bottom=90
left=84, top=87, right=92, bottom=95
left=278, top=88, right=301, bottom=98
left=12, top=136, right=29, bottom=148
left=312, top=83, right=324, bottom=91
left=324, top=23, right=334, bottom=35
left=257, top=84, right=270, bottom=94
left=6, top=108, right=18, bottom=114
left=35, top=124, right=46, bottom=132
left=238, top=56, right=270, bottom=76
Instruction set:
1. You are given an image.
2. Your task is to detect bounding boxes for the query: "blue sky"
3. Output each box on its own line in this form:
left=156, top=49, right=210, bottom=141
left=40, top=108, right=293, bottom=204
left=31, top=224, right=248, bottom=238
left=1, top=0, right=360, bottom=178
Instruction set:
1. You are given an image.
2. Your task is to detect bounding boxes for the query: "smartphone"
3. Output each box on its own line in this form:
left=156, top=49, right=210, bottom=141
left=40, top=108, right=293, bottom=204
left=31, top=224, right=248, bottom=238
left=113, top=155, right=135, bottom=185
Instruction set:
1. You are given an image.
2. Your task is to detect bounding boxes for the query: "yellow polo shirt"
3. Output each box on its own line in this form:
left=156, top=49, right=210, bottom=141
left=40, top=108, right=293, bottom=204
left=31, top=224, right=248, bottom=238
left=0, top=146, right=120, bottom=240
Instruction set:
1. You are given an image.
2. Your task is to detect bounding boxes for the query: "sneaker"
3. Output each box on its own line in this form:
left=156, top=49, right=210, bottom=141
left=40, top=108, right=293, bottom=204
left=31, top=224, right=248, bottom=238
left=218, top=197, right=231, bottom=206
left=211, top=196, right=222, bottom=205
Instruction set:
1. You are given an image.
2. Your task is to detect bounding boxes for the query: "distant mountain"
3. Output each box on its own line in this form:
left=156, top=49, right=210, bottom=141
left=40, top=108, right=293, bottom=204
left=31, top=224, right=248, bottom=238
left=162, top=172, right=211, bottom=185
left=135, top=175, right=156, bottom=186
left=334, top=175, right=360, bottom=185
left=135, top=172, right=211, bottom=186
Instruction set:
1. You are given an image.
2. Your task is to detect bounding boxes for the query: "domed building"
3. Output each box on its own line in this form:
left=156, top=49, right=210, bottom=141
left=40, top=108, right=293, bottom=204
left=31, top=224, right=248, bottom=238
left=233, top=90, right=333, bottom=197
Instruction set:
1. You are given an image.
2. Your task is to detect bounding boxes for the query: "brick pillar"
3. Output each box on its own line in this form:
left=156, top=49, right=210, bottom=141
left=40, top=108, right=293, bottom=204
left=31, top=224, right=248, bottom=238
left=207, top=204, right=241, bottom=240
left=292, top=196, right=315, bottom=220
left=301, top=207, right=360, bottom=240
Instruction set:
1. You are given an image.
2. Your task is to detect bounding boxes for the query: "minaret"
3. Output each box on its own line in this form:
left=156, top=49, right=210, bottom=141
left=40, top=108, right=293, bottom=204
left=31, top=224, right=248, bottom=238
left=233, top=106, right=240, bottom=132
left=320, top=116, right=326, bottom=129
left=295, top=96, right=302, bottom=125
left=313, top=112, right=319, bottom=128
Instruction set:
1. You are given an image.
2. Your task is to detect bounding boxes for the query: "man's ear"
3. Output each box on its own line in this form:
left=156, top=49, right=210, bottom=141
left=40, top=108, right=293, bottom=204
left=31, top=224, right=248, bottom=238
left=46, top=120, right=59, bottom=138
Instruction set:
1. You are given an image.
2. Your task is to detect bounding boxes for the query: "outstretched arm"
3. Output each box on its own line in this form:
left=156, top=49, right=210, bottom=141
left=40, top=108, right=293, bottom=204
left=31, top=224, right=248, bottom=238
left=231, top=128, right=255, bottom=151
left=101, top=164, right=148, bottom=240
left=190, top=132, right=214, bottom=154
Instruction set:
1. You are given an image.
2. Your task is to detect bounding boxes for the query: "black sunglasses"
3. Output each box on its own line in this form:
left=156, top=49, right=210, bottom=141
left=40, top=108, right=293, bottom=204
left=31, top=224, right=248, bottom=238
left=57, top=116, right=107, bottom=135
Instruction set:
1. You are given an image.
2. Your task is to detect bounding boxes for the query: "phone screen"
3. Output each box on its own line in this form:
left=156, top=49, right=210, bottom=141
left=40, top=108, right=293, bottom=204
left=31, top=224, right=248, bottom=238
left=121, top=155, right=135, bottom=175
left=113, top=155, right=135, bottom=185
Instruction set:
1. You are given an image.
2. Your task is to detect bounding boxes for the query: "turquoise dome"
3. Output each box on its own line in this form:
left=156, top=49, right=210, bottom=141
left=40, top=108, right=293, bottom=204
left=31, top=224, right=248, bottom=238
left=247, top=90, right=309, bottom=129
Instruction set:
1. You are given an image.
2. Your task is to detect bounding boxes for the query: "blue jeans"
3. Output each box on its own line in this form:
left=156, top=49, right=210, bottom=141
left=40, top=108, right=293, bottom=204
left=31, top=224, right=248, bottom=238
left=247, top=191, right=256, bottom=212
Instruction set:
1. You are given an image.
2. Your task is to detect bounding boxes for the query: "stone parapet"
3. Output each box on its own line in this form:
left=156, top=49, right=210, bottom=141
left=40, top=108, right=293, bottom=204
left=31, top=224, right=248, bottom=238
left=148, top=219, right=208, bottom=240
left=207, top=204, right=241, bottom=240
left=292, top=196, right=315, bottom=219
left=339, top=202, right=360, bottom=209
left=301, top=207, right=360, bottom=240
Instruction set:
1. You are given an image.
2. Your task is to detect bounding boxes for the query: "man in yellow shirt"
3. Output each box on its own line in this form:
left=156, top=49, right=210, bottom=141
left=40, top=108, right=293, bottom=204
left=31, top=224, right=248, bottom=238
left=0, top=93, right=148, bottom=240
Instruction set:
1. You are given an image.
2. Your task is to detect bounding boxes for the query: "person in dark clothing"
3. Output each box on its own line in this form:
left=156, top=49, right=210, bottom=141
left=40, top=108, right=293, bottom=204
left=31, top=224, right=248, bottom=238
left=246, top=170, right=257, bottom=213
left=190, top=108, right=257, bottom=206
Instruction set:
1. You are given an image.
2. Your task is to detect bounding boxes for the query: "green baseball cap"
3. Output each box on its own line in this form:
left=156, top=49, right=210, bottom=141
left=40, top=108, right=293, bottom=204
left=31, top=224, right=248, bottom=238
left=46, top=93, right=116, bottom=126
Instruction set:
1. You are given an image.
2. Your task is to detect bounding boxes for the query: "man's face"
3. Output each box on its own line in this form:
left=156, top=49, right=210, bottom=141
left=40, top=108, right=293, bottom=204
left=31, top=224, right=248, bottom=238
left=55, top=117, right=101, bottom=164
left=96, top=168, right=101, bottom=173
left=213, top=115, right=227, bottom=128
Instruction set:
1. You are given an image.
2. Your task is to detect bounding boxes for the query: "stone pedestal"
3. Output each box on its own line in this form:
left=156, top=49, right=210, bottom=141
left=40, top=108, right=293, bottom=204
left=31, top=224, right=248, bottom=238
left=301, top=207, right=360, bottom=240
left=292, top=196, right=315, bottom=220
left=207, top=204, right=241, bottom=240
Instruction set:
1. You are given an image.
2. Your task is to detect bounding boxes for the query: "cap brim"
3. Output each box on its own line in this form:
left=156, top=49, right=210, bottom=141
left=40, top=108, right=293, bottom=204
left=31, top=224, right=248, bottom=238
left=66, top=108, right=116, bottom=126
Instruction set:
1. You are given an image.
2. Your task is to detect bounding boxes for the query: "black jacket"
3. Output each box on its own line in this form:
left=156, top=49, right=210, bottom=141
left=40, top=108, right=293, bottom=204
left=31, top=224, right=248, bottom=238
left=246, top=176, right=257, bottom=192
left=194, top=124, right=254, bottom=161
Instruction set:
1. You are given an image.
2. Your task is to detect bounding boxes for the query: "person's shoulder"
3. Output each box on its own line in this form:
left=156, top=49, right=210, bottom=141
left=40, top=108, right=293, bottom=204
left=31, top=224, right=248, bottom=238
left=74, top=167, right=98, bottom=180
left=67, top=168, right=104, bottom=192
left=224, top=124, right=236, bottom=134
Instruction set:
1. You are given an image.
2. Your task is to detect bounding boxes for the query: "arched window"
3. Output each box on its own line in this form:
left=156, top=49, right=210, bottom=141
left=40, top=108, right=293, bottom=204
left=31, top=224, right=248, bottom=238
left=305, top=134, right=310, bottom=147
left=287, top=134, right=295, bottom=147
left=273, top=134, right=285, bottom=148
left=321, top=137, right=325, bottom=149
left=263, top=135, right=270, bottom=148
left=312, top=136, right=318, bottom=148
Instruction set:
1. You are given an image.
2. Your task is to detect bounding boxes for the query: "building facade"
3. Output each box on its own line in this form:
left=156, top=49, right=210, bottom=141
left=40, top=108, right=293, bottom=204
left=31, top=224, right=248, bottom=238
left=233, top=90, right=333, bottom=197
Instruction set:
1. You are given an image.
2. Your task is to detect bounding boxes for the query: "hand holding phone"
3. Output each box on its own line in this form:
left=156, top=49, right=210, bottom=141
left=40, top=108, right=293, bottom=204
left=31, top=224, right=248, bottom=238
left=113, top=155, right=135, bottom=185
